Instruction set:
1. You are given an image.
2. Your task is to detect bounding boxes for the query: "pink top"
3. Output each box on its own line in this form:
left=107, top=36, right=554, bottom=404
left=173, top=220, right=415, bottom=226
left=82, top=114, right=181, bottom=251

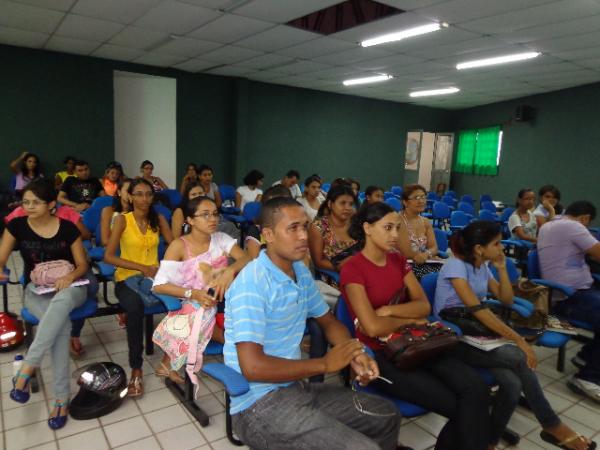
left=5, top=205, right=81, bottom=225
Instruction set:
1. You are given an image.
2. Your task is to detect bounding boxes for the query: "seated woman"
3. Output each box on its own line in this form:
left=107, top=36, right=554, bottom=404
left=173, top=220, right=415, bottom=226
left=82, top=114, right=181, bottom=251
left=100, top=179, right=132, bottom=246
left=152, top=196, right=250, bottom=381
left=508, top=189, right=538, bottom=244
left=198, top=164, right=222, bottom=209
left=236, top=169, right=263, bottom=210
left=172, top=181, right=204, bottom=239
left=364, top=185, right=385, bottom=205
left=54, top=156, right=76, bottom=189
left=10, top=151, right=43, bottom=199
left=139, top=160, right=168, bottom=192
left=179, top=163, right=199, bottom=195
left=298, top=175, right=323, bottom=222
left=534, top=185, right=563, bottom=229
left=348, top=178, right=360, bottom=198
left=434, top=221, right=595, bottom=450
left=104, top=178, right=173, bottom=397
left=101, top=162, right=123, bottom=197
left=398, top=184, right=441, bottom=279
left=309, top=184, right=358, bottom=281
left=341, top=202, right=491, bottom=450
left=0, top=179, right=90, bottom=430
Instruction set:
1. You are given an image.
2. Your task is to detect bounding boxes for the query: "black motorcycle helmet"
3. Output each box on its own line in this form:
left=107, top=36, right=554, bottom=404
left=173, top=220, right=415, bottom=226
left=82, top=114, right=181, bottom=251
left=70, top=362, right=127, bottom=420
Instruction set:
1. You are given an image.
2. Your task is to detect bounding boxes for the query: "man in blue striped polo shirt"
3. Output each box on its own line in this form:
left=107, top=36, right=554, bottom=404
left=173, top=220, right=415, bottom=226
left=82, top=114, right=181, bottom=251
left=224, top=197, right=401, bottom=450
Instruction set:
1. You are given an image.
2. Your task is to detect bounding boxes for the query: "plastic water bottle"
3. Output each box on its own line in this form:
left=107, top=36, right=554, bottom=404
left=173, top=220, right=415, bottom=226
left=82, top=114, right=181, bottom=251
left=13, top=354, right=24, bottom=377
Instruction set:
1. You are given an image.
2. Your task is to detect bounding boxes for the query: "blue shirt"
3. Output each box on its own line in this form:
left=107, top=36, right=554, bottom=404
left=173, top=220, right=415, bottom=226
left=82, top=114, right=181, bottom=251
left=433, top=257, right=493, bottom=316
left=224, top=250, right=329, bottom=414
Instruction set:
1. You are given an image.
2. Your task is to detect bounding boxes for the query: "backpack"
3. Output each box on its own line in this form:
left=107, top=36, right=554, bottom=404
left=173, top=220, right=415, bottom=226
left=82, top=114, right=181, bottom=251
left=30, top=260, right=74, bottom=286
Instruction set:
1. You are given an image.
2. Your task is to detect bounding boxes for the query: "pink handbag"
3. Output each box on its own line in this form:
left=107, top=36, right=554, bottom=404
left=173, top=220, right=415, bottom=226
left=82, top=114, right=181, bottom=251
left=30, top=260, right=74, bottom=286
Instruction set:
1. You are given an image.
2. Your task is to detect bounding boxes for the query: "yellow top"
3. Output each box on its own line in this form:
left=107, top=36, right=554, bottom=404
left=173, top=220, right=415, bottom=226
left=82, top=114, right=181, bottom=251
left=114, top=212, right=159, bottom=282
left=56, top=171, right=75, bottom=183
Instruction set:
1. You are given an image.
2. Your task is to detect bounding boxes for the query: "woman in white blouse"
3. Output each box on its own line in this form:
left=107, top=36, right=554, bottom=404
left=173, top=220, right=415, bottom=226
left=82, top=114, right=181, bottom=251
left=298, top=175, right=323, bottom=221
left=508, top=188, right=538, bottom=243
left=235, top=169, right=263, bottom=210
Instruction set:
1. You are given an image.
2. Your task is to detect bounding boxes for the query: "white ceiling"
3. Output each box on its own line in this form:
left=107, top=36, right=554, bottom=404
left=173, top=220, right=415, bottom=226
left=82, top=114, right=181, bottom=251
left=2, top=0, right=600, bottom=109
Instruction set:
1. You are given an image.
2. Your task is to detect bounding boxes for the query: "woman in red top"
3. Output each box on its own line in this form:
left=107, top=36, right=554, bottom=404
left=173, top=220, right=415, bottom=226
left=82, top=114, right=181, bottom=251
left=340, top=202, right=491, bottom=450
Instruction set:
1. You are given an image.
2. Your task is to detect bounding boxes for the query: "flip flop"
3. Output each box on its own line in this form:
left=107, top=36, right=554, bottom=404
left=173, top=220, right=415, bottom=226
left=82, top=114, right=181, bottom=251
left=540, top=430, right=597, bottom=450
left=155, top=362, right=185, bottom=384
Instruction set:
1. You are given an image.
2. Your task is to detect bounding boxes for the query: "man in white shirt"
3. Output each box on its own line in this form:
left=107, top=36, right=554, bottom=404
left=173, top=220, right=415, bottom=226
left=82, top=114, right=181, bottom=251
left=272, top=170, right=301, bottom=199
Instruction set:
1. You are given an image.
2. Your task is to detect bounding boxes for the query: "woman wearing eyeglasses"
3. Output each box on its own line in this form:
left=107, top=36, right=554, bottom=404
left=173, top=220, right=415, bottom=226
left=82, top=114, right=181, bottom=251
left=104, top=178, right=173, bottom=397
left=398, top=184, right=442, bottom=280
left=152, top=196, right=249, bottom=383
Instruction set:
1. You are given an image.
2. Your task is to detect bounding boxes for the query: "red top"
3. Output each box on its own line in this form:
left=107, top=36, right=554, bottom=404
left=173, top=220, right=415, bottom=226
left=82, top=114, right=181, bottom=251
left=5, top=205, right=81, bottom=225
left=340, top=251, right=412, bottom=350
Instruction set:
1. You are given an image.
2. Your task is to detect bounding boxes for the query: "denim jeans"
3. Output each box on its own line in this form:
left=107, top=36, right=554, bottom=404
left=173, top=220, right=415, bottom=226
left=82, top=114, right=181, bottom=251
left=115, top=281, right=145, bottom=369
left=374, top=351, right=490, bottom=450
left=554, top=287, right=600, bottom=383
left=232, top=381, right=401, bottom=450
left=453, top=343, right=560, bottom=444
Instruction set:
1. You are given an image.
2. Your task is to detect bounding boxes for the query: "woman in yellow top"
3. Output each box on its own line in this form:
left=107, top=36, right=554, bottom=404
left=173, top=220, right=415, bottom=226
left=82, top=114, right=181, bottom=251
left=54, top=156, right=76, bottom=189
left=104, top=178, right=173, bottom=397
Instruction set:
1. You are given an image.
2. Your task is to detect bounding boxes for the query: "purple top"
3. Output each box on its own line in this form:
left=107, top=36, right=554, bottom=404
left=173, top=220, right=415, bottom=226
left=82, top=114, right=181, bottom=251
left=538, top=218, right=598, bottom=290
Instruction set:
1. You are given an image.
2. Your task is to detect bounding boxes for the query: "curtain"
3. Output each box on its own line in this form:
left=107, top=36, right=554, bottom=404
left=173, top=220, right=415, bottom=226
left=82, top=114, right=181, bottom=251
left=473, top=126, right=501, bottom=176
left=453, top=129, right=477, bottom=174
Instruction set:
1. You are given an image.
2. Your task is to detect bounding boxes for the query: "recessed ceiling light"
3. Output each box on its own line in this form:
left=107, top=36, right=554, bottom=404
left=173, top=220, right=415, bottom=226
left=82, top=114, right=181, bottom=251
left=343, top=74, right=393, bottom=86
left=456, top=51, right=541, bottom=70
left=361, top=22, right=448, bottom=48
left=410, top=87, right=460, bottom=97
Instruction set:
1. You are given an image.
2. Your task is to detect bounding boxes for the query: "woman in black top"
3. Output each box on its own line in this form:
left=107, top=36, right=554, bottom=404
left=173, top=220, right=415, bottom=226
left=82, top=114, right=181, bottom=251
left=0, top=179, right=89, bottom=430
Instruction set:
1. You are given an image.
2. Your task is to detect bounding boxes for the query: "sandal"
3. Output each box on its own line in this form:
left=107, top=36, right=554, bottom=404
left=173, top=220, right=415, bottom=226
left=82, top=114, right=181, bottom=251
left=155, top=362, right=185, bottom=384
left=540, top=431, right=597, bottom=450
left=116, top=313, right=127, bottom=329
left=48, top=400, right=69, bottom=430
left=127, top=376, right=144, bottom=397
left=69, top=337, right=85, bottom=359
left=10, top=370, right=32, bottom=403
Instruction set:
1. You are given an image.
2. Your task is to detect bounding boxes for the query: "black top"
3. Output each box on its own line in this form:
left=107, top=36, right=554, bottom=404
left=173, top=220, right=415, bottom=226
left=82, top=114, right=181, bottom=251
left=6, top=216, right=80, bottom=283
left=61, top=177, right=104, bottom=204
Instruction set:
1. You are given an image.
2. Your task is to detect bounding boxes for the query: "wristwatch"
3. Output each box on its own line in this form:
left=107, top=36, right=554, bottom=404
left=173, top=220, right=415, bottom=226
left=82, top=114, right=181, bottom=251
left=184, top=289, right=193, bottom=299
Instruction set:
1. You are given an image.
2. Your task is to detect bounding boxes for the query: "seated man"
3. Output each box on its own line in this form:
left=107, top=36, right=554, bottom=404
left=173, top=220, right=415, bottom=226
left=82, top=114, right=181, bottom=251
left=58, top=160, right=105, bottom=212
left=538, top=200, right=600, bottom=403
left=224, top=197, right=401, bottom=450
left=272, top=169, right=302, bottom=199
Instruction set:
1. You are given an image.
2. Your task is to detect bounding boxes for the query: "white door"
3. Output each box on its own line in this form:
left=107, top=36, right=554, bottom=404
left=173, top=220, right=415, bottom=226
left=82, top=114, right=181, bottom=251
left=430, top=133, right=455, bottom=193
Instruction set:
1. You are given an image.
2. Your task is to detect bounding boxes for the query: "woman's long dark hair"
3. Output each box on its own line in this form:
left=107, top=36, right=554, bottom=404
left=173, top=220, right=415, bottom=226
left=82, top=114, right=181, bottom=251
left=450, top=221, right=502, bottom=265
left=113, top=178, right=132, bottom=213
left=20, top=152, right=42, bottom=178
left=349, top=202, right=395, bottom=249
left=538, top=185, right=563, bottom=214
left=317, top=184, right=356, bottom=217
left=183, top=196, right=217, bottom=221
left=127, top=178, right=159, bottom=231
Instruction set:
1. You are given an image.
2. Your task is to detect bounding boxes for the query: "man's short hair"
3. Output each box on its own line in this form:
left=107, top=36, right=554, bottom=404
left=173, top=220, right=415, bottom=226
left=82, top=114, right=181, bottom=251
left=565, top=200, right=597, bottom=220
left=286, top=170, right=300, bottom=179
left=259, top=197, right=303, bottom=229
left=74, top=160, right=88, bottom=168
left=261, top=185, right=292, bottom=204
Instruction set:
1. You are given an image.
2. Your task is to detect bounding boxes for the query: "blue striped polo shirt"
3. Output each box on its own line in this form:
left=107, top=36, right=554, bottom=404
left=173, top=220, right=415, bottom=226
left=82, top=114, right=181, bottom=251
left=224, top=250, right=329, bottom=414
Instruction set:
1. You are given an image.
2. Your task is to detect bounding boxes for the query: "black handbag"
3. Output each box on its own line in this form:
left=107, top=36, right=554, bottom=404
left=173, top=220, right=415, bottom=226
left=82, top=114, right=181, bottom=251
left=439, top=303, right=513, bottom=337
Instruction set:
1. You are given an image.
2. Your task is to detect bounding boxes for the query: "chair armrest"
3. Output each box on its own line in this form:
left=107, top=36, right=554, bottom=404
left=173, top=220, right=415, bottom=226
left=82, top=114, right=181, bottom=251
left=530, top=279, right=575, bottom=297
left=437, top=251, right=449, bottom=259
left=202, top=362, right=250, bottom=397
left=316, top=268, right=340, bottom=284
left=154, top=294, right=182, bottom=312
left=512, top=296, right=534, bottom=313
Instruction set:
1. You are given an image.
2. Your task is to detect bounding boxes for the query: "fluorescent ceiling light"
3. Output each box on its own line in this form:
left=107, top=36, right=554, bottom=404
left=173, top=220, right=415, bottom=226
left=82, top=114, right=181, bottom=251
left=456, top=51, right=540, bottom=70
left=361, top=22, right=447, bottom=48
left=343, top=74, right=392, bottom=86
left=410, top=87, right=460, bottom=97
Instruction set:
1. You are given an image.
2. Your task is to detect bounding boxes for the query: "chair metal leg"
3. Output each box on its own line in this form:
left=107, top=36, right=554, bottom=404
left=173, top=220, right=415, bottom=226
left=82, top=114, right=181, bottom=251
left=557, top=345, right=566, bottom=372
left=2, top=283, right=7, bottom=312
left=145, top=314, right=154, bottom=355
left=225, top=393, right=244, bottom=446
left=165, top=374, right=210, bottom=427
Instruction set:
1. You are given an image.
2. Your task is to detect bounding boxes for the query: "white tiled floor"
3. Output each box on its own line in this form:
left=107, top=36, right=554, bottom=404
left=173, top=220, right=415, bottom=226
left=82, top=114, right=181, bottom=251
left=1, top=252, right=600, bottom=450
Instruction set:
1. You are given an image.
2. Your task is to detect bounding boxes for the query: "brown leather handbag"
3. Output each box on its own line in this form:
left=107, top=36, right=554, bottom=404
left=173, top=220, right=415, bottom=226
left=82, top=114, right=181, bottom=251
left=382, top=322, right=459, bottom=370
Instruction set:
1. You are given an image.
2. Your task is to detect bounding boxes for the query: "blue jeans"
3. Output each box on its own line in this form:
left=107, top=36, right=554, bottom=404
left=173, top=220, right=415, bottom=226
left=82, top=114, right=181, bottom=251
left=232, top=381, right=401, bottom=450
left=554, top=287, right=600, bottom=383
left=453, top=343, right=560, bottom=444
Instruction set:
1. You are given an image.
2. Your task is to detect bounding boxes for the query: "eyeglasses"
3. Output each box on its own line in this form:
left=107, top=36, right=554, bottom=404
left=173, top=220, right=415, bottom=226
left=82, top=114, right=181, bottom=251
left=194, top=211, right=220, bottom=220
left=21, top=199, right=47, bottom=207
left=351, top=377, right=396, bottom=417
left=130, top=192, right=154, bottom=198
left=408, top=195, right=427, bottom=201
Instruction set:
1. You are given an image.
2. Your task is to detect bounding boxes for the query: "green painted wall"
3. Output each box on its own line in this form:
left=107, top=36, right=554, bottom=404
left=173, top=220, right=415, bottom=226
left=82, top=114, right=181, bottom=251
left=235, top=81, right=452, bottom=188
left=450, top=82, right=600, bottom=207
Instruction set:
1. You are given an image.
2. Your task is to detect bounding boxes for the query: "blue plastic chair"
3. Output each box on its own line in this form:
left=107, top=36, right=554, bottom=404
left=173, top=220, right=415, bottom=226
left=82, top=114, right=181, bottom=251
left=480, top=194, right=493, bottom=207
left=334, top=298, right=429, bottom=418
left=383, top=191, right=395, bottom=200
left=154, top=204, right=172, bottom=224
left=457, top=201, right=475, bottom=217
left=426, top=191, right=439, bottom=211
left=442, top=195, right=457, bottom=210
left=432, top=201, right=451, bottom=228
left=450, top=211, right=472, bottom=232
left=358, top=192, right=366, bottom=203
left=219, top=184, right=241, bottom=215
left=384, top=197, right=402, bottom=212
left=433, top=228, right=449, bottom=258
left=479, top=210, right=498, bottom=222
left=500, top=207, right=516, bottom=237
left=391, top=186, right=402, bottom=197
left=480, top=201, right=497, bottom=213
left=161, top=189, right=182, bottom=209
left=321, top=183, right=331, bottom=193
left=445, top=190, right=457, bottom=198
left=460, top=194, right=474, bottom=206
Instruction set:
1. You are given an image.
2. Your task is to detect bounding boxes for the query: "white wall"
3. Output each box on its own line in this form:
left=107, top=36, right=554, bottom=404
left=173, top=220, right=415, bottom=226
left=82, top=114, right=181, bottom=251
left=113, top=71, right=177, bottom=187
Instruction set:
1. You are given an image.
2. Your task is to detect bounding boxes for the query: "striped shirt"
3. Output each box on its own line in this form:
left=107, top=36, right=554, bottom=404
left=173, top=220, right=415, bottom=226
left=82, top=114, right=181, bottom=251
left=224, top=250, right=329, bottom=414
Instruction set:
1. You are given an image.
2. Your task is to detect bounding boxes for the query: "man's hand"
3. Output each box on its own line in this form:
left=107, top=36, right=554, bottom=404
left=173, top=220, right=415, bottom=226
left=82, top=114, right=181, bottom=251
left=322, top=339, right=364, bottom=373
left=350, top=353, right=379, bottom=386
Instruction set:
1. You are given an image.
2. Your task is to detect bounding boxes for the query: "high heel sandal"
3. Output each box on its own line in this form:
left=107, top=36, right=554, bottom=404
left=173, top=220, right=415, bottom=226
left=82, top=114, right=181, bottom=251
left=10, top=370, right=32, bottom=404
left=48, top=400, right=69, bottom=430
